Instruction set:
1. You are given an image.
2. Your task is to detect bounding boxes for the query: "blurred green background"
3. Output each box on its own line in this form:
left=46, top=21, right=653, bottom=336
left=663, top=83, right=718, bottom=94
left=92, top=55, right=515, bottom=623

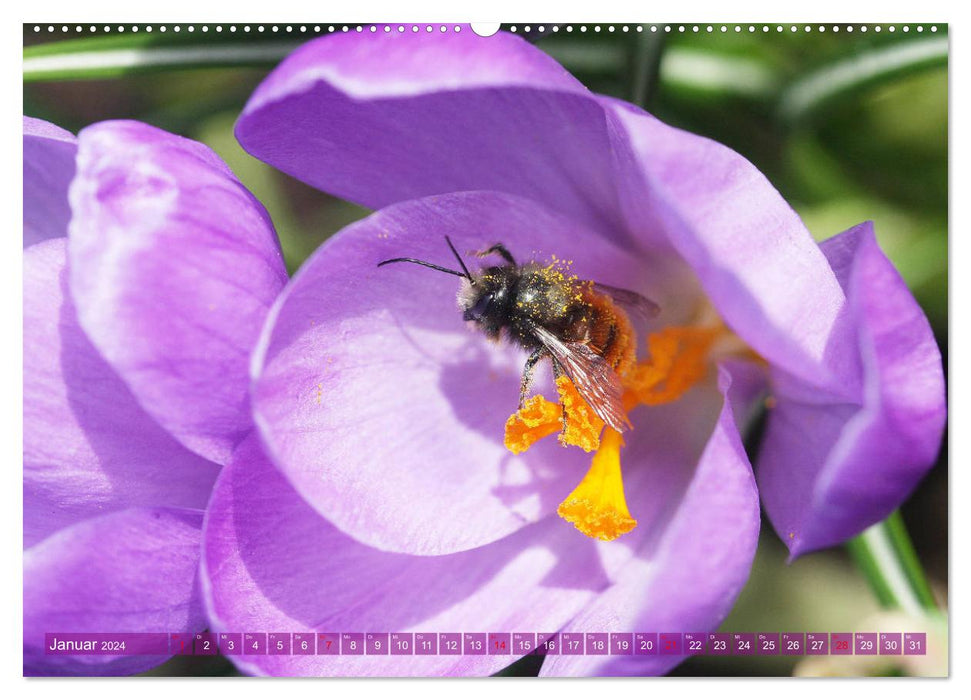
left=24, top=23, right=948, bottom=677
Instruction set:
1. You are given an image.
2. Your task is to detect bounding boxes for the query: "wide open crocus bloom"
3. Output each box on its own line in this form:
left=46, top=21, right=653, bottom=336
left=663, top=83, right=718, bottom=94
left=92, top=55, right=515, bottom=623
left=23, top=117, right=286, bottom=675
left=202, top=31, right=945, bottom=676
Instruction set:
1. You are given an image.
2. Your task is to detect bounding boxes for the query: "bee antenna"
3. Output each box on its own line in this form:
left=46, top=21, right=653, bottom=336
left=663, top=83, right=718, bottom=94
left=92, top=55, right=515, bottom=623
left=444, top=236, right=474, bottom=284
left=376, top=257, right=469, bottom=278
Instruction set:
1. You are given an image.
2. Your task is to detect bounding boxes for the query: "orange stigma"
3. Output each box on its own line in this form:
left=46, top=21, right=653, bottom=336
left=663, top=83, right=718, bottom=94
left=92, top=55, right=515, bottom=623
left=557, top=428, right=637, bottom=541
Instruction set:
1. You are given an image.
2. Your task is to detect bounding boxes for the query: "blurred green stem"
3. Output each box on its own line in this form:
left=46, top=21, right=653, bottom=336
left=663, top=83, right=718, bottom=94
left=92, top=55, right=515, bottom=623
left=779, top=36, right=947, bottom=125
left=630, top=31, right=665, bottom=108
left=24, top=37, right=300, bottom=81
left=846, top=510, right=938, bottom=616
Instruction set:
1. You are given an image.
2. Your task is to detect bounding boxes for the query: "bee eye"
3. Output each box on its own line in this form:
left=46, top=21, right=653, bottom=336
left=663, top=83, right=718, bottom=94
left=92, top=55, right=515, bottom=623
left=464, top=294, right=493, bottom=322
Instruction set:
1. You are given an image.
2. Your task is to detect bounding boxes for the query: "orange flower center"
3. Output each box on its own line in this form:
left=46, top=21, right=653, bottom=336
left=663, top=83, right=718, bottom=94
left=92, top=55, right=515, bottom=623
left=503, top=323, right=744, bottom=541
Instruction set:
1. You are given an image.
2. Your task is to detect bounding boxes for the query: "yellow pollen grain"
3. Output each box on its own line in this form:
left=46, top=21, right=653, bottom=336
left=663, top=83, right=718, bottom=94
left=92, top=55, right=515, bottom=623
left=557, top=428, right=637, bottom=541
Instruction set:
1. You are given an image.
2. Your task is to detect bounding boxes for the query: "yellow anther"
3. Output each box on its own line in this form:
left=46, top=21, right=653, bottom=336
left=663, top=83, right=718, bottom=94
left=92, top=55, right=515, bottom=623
left=503, top=377, right=604, bottom=454
left=503, top=394, right=561, bottom=455
left=554, top=376, right=604, bottom=452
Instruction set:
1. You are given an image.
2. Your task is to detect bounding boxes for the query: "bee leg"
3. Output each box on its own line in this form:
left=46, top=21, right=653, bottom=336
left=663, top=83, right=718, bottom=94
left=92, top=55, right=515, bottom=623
left=549, top=357, right=570, bottom=437
left=475, top=243, right=516, bottom=266
left=519, top=348, right=547, bottom=409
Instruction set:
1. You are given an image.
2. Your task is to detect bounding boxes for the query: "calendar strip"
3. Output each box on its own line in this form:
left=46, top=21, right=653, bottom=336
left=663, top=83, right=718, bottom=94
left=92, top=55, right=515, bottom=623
left=44, top=631, right=928, bottom=657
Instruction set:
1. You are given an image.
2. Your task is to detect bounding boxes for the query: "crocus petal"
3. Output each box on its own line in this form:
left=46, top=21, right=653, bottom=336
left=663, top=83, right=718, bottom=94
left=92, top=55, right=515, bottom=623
left=24, top=238, right=220, bottom=547
left=68, top=120, right=288, bottom=465
left=252, top=190, right=679, bottom=555
left=24, top=507, right=206, bottom=676
left=203, top=435, right=629, bottom=677
left=238, top=29, right=860, bottom=393
left=24, top=116, right=76, bottom=248
left=541, top=365, right=761, bottom=676
left=605, top=100, right=858, bottom=398
left=236, top=30, right=632, bottom=239
left=757, top=222, right=945, bottom=557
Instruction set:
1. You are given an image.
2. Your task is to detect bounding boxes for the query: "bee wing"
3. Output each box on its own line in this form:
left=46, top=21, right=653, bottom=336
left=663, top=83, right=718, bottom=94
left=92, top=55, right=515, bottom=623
left=531, top=325, right=631, bottom=433
left=592, top=282, right=660, bottom=320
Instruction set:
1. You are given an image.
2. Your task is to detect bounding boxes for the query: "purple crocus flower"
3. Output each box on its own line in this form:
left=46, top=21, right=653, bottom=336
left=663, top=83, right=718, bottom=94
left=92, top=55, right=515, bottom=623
left=200, top=30, right=944, bottom=677
left=23, top=117, right=286, bottom=675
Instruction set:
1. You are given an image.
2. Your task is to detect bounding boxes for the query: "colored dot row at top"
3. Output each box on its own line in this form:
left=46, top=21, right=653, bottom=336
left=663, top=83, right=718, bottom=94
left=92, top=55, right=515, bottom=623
left=30, top=24, right=942, bottom=35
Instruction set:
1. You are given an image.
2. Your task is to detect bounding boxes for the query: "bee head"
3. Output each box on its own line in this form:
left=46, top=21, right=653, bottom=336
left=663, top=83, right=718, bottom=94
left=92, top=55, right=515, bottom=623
left=459, top=269, right=514, bottom=336
left=376, top=236, right=515, bottom=337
